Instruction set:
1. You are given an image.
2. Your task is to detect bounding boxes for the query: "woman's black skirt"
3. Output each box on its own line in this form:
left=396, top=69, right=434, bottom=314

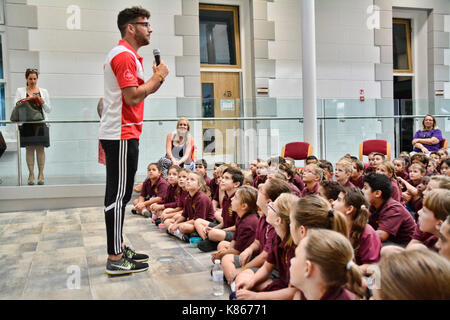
left=19, top=123, right=50, bottom=148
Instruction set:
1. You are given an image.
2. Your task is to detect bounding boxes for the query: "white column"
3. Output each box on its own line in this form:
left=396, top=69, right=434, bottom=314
left=301, top=0, right=318, bottom=155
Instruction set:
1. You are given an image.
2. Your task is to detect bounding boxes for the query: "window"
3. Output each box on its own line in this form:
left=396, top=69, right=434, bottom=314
left=202, top=83, right=214, bottom=118
left=199, top=4, right=240, bottom=68
left=393, top=19, right=412, bottom=73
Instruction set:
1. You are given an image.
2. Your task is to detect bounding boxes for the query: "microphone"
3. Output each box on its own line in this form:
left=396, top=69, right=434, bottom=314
left=153, top=48, right=161, bottom=66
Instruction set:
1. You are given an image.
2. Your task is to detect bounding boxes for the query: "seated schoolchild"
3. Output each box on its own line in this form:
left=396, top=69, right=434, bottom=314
left=411, top=153, right=429, bottom=169
left=318, top=180, right=344, bottom=205
left=440, top=159, right=450, bottom=176
left=375, top=160, right=402, bottom=202
left=318, top=160, right=334, bottom=181
left=406, top=189, right=450, bottom=251
left=212, top=186, right=259, bottom=283
left=436, top=215, right=450, bottom=260
left=253, top=160, right=269, bottom=188
left=235, top=193, right=299, bottom=300
left=438, top=148, right=448, bottom=161
left=393, top=157, right=409, bottom=180
left=284, top=157, right=305, bottom=192
left=161, top=168, right=190, bottom=225
left=332, top=188, right=381, bottom=273
left=132, top=163, right=169, bottom=218
left=167, top=172, right=214, bottom=241
left=242, top=170, right=254, bottom=186
left=208, top=162, right=224, bottom=197
left=279, top=162, right=302, bottom=197
left=363, top=173, right=416, bottom=247
left=289, top=229, right=365, bottom=300
left=195, top=159, right=211, bottom=186
left=350, top=158, right=365, bottom=189
left=372, top=249, right=450, bottom=300
left=300, top=164, right=323, bottom=197
left=397, top=163, right=426, bottom=213
left=427, top=157, right=439, bottom=175
left=233, top=178, right=292, bottom=288
left=335, top=159, right=356, bottom=188
left=211, top=164, right=231, bottom=224
left=195, top=167, right=243, bottom=252
left=150, top=165, right=181, bottom=224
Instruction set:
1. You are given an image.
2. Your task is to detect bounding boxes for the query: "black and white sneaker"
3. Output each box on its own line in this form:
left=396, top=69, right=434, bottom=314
left=106, top=256, right=149, bottom=275
left=123, top=245, right=149, bottom=263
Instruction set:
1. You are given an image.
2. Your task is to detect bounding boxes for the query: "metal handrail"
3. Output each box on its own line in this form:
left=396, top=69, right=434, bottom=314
left=1, top=114, right=449, bottom=124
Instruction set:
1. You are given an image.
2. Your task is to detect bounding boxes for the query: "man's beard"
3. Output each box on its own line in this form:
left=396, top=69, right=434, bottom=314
left=136, top=33, right=150, bottom=46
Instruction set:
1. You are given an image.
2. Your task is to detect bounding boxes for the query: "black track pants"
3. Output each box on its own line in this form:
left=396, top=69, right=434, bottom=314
left=101, top=139, right=139, bottom=255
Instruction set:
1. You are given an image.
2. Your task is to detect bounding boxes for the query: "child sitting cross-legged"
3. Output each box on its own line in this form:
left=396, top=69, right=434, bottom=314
left=132, top=163, right=169, bottom=218
left=149, top=165, right=181, bottom=224
left=212, top=186, right=260, bottom=283
left=167, top=172, right=214, bottom=241
left=194, top=167, right=244, bottom=252
left=161, top=168, right=190, bottom=226
left=235, top=192, right=299, bottom=300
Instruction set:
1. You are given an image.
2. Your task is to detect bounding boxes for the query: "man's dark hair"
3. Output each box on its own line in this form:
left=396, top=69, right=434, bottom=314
left=224, top=167, right=244, bottom=186
left=320, top=180, right=344, bottom=201
left=363, top=173, right=392, bottom=201
left=117, top=6, right=150, bottom=37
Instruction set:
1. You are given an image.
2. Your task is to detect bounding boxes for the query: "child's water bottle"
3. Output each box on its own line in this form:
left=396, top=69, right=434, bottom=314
left=212, top=260, right=224, bottom=296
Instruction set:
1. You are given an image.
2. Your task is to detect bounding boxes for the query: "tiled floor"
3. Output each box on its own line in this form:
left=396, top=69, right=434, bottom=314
left=0, top=205, right=231, bottom=300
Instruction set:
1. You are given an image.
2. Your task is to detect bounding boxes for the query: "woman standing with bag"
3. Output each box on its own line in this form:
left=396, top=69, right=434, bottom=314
left=14, top=68, right=51, bottom=185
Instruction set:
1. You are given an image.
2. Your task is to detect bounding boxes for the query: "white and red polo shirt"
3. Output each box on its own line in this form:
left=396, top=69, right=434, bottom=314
left=99, top=40, right=145, bottom=141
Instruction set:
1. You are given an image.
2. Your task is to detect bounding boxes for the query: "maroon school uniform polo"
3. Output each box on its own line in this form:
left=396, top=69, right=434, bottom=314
left=262, top=235, right=296, bottom=292
left=176, top=190, right=189, bottom=208
left=209, top=179, right=218, bottom=200
left=300, top=183, right=319, bottom=197
left=163, top=184, right=180, bottom=209
left=221, top=192, right=237, bottom=228
left=253, top=175, right=267, bottom=188
left=300, top=287, right=355, bottom=300
left=391, top=178, right=402, bottom=202
left=140, top=176, right=169, bottom=201
left=293, top=174, right=305, bottom=191
left=364, top=166, right=374, bottom=174
left=351, top=176, right=364, bottom=189
left=182, top=191, right=214, bottom=221
left=289, top=182, right=302, bottom=197
left=369, top=198, right=416, bottom=245
left=203, top=174, right=211, bottom=187
left=343, top=180, right=356, bottom=188
left=233, top=211, right=259, bottom=253
left=255, top=215, right=276, bottom=254
left=356, top=224, right=381, bottom=265
left=411, top=224, right=438, bottom=251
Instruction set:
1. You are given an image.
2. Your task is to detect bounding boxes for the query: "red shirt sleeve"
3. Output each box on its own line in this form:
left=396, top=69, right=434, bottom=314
left=110, top=51, right=139, bottom=89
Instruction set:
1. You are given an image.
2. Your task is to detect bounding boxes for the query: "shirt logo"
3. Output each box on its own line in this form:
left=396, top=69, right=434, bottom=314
left=124, top=69, right=135, bottom=81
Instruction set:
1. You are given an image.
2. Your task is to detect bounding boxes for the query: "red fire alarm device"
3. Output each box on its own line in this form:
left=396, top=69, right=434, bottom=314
left=360, top=89, right=365, bottom=102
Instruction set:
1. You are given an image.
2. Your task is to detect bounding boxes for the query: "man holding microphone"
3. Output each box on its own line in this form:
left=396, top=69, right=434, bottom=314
left=99, top=6, right=169, bottom=275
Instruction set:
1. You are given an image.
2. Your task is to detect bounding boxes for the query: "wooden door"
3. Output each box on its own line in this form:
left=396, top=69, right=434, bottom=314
left=201, top=72, right=240, bottom=158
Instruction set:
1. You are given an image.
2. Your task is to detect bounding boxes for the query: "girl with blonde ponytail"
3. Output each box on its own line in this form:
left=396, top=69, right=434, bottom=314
left=289, top=195, right=349, bottom=246
left=289, top=229, right=365, bottom=300
left=332, top=187, right=381, bottom=271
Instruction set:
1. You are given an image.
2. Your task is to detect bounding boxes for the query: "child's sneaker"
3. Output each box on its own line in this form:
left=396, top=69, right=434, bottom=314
left=106, top=256, right=148, bottom=275
left=123, top=245, right=149, bottom=263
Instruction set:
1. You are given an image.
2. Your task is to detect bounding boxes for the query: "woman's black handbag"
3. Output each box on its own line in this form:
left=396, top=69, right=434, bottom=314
left=10, top=97, right=44, bottom=122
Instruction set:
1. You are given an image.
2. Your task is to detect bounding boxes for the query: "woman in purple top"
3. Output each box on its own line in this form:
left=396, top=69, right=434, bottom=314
left=290, top=229, right=364, bottom=300
left=333, top=188, right=381, bottom=271
left=412, top=114, right=443, bottom=153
